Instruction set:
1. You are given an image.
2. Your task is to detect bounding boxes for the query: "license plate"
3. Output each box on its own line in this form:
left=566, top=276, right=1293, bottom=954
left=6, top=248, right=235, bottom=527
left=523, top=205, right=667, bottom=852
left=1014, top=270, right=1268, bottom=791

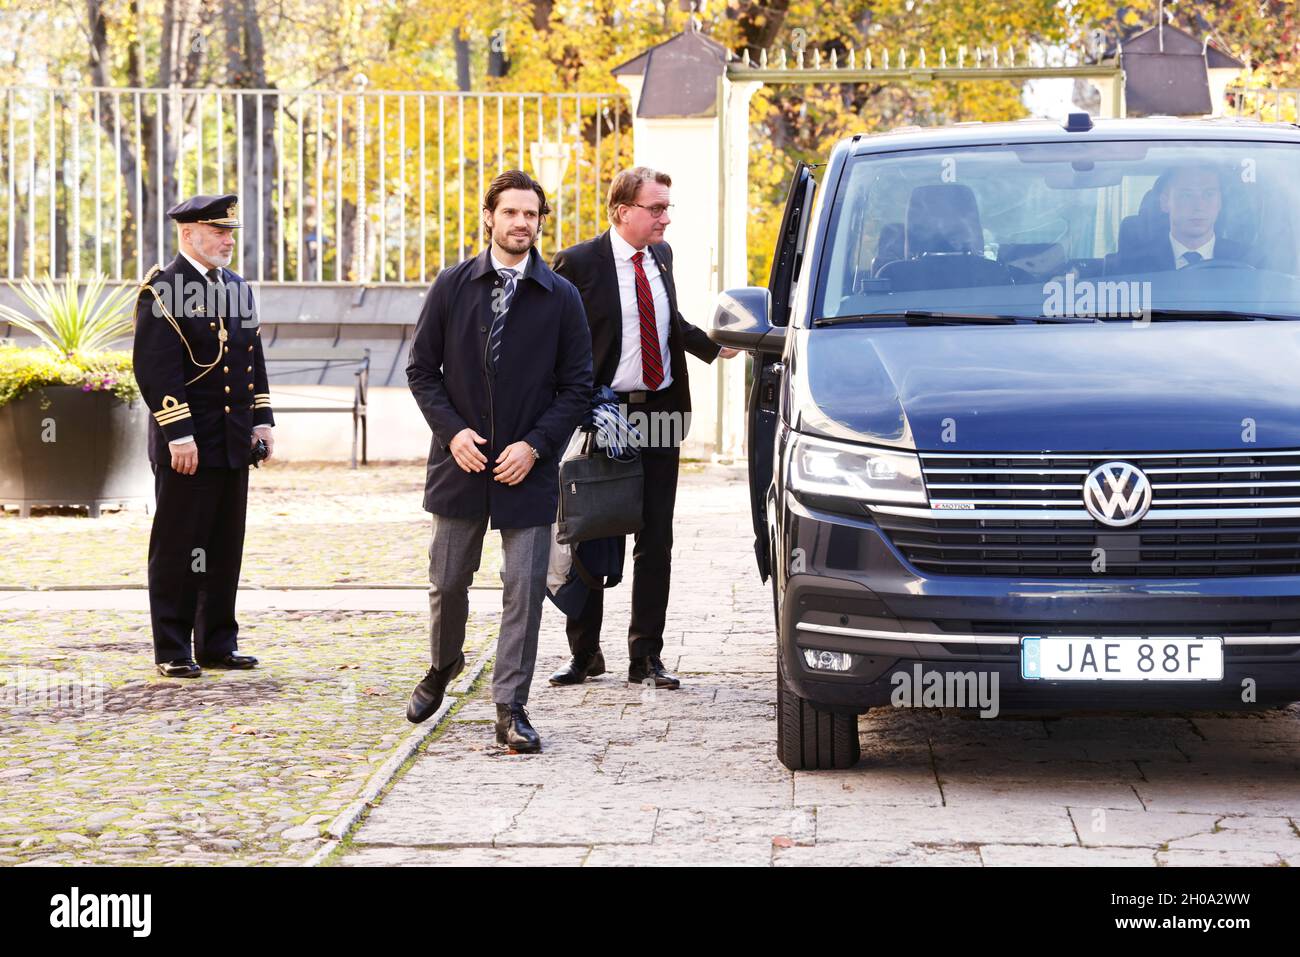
left=1021, top=637, right=1223, bottom=681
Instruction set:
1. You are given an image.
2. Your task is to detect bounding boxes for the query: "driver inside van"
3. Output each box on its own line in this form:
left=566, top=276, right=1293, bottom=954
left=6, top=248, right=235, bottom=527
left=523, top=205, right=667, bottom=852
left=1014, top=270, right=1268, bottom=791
left=1123, top=164, right=1253, bottom=272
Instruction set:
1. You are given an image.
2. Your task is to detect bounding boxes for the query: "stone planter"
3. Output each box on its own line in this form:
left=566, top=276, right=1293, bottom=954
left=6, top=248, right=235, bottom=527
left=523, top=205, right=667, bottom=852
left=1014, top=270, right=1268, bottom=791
left=0, top=385, right=152, bottom=517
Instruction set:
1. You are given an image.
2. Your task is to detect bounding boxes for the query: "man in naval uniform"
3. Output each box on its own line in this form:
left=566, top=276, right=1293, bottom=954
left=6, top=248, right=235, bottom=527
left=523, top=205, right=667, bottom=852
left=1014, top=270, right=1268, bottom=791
left=132, top=193, right=275, bottom=677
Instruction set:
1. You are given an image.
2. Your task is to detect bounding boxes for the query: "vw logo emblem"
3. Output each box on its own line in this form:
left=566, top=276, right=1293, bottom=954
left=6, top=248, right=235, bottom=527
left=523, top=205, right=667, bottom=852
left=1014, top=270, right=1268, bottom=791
left=1083, top=461, right=1153, bottom=526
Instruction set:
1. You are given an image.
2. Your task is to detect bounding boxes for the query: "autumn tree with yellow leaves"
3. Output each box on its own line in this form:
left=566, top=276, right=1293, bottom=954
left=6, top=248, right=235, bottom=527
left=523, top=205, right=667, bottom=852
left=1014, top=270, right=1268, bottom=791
left=0, top=0, right=1293, bottom=282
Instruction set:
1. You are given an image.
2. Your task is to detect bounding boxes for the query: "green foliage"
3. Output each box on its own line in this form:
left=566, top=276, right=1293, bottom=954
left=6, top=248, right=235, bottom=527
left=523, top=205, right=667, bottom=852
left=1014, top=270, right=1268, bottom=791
left=0, top=343, right=138, bottom=409
left=0, top=271, right=139, bottom=408
left=0, top=274, right=137, bottom=357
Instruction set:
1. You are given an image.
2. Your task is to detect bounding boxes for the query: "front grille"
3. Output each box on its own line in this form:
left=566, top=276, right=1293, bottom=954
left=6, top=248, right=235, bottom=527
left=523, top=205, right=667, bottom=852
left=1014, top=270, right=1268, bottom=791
left=941, top=619, right=1300, bottom=636
left=921, top=449, right=1300, bottom=511
left=874, top=450, right=1300, bottom=577
left=876, top=513, right=1300, bottom=577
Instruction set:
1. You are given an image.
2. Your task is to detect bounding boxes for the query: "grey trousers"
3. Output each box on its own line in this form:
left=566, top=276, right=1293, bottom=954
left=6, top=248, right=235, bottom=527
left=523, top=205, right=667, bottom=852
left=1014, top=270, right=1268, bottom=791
left=427, top=512, right=551, bottom=705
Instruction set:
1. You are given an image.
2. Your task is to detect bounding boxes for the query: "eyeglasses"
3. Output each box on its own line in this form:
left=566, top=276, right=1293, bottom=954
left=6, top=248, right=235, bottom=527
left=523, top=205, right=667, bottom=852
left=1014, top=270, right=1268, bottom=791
left=629, top=202, right=674, bottom=218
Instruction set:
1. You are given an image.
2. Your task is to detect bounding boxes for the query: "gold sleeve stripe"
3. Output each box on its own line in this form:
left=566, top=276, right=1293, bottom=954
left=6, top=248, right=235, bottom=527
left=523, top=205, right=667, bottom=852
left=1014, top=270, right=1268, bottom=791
left=154, top=404, right=192, bottom=423
left=253, top=393, right=271, bottom=400
left=155, top=411, right=193, bottom=426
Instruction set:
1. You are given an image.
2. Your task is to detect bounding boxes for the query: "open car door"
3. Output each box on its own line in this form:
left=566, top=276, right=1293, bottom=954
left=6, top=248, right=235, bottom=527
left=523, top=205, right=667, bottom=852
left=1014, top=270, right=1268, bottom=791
left=748, top=161, right=816, bottom=581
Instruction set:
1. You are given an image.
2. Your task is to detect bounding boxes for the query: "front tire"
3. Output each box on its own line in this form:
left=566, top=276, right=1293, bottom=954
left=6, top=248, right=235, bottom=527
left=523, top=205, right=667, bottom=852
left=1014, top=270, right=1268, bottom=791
left=776, top=661, right=860, bottom=771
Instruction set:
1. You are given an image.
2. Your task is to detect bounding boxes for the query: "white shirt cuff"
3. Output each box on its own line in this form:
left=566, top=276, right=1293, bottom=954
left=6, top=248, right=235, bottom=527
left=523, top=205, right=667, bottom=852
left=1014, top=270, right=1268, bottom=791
left=253, top=424, right=273, bottom=434
left=168, top=436, right=195, bottom=447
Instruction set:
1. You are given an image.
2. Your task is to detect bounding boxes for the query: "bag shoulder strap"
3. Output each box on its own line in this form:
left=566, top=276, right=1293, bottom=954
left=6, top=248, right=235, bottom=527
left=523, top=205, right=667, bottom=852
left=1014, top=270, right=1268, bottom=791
left=571, top=553, right=622, bottom=591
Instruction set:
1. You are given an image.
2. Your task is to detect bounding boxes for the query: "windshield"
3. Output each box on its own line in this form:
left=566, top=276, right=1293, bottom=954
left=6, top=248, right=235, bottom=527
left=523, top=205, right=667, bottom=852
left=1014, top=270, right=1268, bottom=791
left=812, top=139, right=1300, bottom=323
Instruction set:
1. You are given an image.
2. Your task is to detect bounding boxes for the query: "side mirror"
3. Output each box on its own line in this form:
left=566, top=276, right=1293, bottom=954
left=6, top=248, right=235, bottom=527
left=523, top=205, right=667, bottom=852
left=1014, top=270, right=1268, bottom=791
left=708, top=286, right=787, bottom=355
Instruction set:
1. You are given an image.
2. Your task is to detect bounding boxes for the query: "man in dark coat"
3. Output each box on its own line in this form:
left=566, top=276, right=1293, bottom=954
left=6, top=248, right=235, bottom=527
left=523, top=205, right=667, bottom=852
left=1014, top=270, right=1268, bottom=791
left=404, top=169, right=593, bottom=753
left=1120, top=164, right=1255, bottom=273
left=548, top=167, right=738, bottom=690
left=132, top=193, right=274, bottom=678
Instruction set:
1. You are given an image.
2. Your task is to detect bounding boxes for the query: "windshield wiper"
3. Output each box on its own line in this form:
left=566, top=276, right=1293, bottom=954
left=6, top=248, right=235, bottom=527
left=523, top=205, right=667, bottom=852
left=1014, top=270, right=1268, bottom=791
left=813, top=310, right=1081, bottom=327
left=1137, top=309, right=1300, bottom=322
left=815, top=308, right=1300, bottom=327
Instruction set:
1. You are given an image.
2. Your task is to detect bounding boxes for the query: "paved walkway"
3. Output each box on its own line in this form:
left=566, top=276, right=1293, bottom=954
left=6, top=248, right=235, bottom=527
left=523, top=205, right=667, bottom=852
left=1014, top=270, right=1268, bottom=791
left=0, top=587, right=496, bottom=614
left=336, top=467, right=1300, bottom=866
left=7, top=465, right=1298, bottom=865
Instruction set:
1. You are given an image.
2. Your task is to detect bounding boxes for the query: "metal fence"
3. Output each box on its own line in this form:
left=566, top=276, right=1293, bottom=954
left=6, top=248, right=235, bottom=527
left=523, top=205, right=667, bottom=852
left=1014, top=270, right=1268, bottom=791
left=0, top=84, right=631, bottom=285
left=728, top=40, right=1121, bottom=78
left=1226, top=86, right=1300, bottom=124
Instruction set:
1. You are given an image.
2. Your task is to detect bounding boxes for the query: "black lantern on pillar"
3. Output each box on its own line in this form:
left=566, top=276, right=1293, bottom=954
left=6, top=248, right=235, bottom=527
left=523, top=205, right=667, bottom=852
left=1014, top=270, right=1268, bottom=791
left=487, top=28, right=509, bottom=77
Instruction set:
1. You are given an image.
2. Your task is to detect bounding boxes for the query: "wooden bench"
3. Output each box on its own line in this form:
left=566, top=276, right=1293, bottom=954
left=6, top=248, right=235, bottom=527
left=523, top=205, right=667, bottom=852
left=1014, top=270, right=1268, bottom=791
left=262, top=347, right=370, bottom=468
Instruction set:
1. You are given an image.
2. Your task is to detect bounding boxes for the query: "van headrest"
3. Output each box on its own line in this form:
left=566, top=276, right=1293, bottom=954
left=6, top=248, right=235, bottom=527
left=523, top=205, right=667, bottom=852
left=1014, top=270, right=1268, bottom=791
left=906, top=184, right=983, bottom=256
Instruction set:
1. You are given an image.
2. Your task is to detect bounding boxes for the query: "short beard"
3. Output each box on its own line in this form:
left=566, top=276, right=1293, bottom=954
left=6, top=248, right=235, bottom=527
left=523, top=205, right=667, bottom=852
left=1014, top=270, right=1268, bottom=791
left=494, top=229, right=535, bottom=255
left=193, top=245, right=233, bottom=268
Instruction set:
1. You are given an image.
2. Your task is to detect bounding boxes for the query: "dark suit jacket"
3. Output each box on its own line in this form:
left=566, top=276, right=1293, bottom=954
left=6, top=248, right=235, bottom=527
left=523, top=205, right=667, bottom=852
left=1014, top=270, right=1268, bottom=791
left=132, top=254, right=274, bottom=469
left=551, top=230, right=720, bottom=432
left=1120, top=234, right=1254, bottom=274
left=406, top=246, right=593, bottom=529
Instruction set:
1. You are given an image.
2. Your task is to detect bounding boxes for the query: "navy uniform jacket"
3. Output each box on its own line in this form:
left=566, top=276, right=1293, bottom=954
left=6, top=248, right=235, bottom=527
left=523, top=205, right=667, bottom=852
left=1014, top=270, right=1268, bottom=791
left=132, top=254, right=275, bottom=469
left=406, top=246, right=593, bottom=529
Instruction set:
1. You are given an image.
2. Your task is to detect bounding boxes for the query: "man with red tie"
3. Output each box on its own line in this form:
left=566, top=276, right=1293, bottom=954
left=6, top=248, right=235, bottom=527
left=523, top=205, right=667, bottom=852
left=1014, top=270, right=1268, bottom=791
left=550, top=167, right=738, bottom=689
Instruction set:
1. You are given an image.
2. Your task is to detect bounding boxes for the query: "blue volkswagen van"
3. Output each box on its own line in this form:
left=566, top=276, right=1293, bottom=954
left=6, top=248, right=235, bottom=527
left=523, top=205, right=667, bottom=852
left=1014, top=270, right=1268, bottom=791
left=711, top=116, right=1300, bottom=769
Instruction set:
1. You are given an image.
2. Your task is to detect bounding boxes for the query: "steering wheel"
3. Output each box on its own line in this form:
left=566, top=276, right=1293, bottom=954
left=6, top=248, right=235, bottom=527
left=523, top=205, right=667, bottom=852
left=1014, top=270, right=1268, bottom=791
left=1061, top=258, right=1100, bottom=276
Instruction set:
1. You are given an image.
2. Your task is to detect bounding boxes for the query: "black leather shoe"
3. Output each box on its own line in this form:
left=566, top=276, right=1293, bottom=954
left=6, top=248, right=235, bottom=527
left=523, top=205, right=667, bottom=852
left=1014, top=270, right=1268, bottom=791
left=156, top=659, right=202, bottom=678
left=628, top=655, right=681, bottom=690
left=406, top=659, right=461, bottom=724
left=548, top=649, right=606, bottom=686
left=200, top=652, right=258, bottom=669
left=495, top=704, right=542, bottom=753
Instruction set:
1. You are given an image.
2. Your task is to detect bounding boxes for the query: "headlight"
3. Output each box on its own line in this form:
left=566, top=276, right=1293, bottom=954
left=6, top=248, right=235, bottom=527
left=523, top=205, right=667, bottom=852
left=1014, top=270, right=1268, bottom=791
left=788, top=433, right=927, bottom=505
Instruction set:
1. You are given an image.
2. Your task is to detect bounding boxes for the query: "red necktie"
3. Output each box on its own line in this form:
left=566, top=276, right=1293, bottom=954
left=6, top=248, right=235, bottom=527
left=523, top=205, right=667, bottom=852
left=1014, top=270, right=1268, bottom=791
left=630, top=251, right=663, bottom=390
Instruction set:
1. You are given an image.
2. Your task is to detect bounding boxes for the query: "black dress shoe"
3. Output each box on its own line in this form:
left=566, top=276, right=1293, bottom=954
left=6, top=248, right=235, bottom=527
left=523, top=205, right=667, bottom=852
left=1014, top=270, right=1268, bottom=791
left=548, top=649, right=606, bottom=686
left=628, top=655, right=681, bottom=690
left=201, top=652, right=258, bottom=669
left=406, top=659, right=461, bottom=724
left=495, top=703, right=542, bottom=753
left=156, top=659, right=202, bottom=678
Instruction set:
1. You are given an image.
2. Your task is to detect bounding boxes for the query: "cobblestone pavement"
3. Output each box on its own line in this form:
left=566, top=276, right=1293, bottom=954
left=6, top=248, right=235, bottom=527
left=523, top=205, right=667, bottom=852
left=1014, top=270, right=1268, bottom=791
left=0, top=461, right=502, bottom=589
left=340, top=467, right=1300, bottom=867
left=0, top=609, right=491, bottom=866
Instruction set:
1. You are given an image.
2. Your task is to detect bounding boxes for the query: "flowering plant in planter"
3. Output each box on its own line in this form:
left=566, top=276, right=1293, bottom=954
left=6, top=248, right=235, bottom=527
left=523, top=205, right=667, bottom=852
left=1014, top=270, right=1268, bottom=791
left=0, top=273, right=139, bottom=407
left=0, top=274, right=149, bottom=517
left=0, top=343, right=137, bottom=408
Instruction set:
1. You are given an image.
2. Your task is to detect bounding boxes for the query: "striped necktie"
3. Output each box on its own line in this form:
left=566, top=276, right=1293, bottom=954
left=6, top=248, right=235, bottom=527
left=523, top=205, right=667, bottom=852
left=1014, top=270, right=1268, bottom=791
left=489, top=267, right=518, bottom=369
left=630, top=251, right=663, bottom=390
